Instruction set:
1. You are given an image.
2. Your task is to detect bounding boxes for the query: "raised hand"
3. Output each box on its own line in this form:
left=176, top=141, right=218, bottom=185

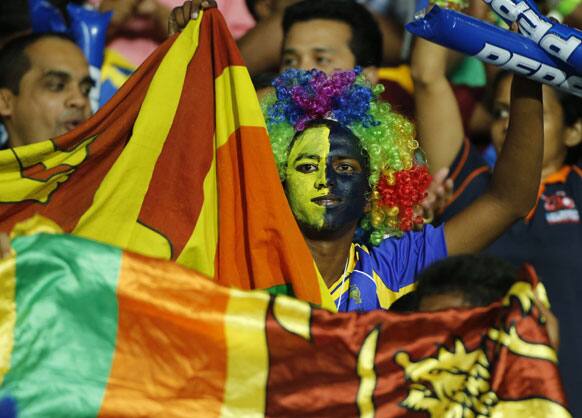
left=168, top=0, right=218, bottom=35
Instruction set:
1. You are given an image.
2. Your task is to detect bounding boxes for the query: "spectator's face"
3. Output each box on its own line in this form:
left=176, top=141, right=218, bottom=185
left=490, top=75, right=580, bottom=171
left=1, top=38, right=92, bottom=147
left=284, top=123, right=369, bottom=234
left=281, top=19, right=356, bottom=74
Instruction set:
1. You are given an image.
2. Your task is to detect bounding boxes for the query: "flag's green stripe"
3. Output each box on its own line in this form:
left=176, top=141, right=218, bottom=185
left=266, top=284, right=294, bottom=297
left=1, top=234, right=122, bottom=417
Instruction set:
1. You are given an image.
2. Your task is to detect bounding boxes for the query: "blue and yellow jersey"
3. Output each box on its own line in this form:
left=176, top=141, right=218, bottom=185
left=329, top=225, right=448, bottom=312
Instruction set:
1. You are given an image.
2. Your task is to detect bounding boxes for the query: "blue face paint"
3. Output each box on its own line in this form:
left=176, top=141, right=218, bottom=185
left=322, top=122, right=370, bottom=233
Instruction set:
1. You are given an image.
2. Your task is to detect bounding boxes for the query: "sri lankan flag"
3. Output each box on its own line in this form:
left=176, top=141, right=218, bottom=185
left=0, top=9, right=324, bottom=305
left=0, top=232, right=572, bottom=417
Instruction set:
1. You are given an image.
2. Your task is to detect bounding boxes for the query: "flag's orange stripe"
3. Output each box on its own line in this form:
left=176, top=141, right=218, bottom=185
left=207, top=11, right=246, bottom=72
left=0, top=37, right=174, bottom=235
left=137, top=20, right=215, bottom=259
left=98, top=252, right=229, bottom=418
left=137, top=10, right=246, bottom=259
left=215, top=126, right=321, bottom=304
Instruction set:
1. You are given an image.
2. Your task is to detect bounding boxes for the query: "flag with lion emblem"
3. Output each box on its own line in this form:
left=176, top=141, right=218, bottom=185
left=0, top=8, right=326, bottom=305
left=0, top=231, right=571, bottom=417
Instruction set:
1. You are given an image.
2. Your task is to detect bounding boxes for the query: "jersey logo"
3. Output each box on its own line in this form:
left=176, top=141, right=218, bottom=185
left=541, top=191, right=580, bottom=224
left=349, top=284, right=362, bottom=305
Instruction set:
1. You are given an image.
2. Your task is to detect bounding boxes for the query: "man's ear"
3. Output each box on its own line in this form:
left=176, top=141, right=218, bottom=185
left=564, top=119, right=582, bottom=147
left=362, top=66, right=379, bottom=85
left=0, top=88, right=15, bottom=119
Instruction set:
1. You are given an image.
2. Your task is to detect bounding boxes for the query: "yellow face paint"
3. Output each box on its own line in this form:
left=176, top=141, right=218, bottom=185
left=285, top=126, right=331, bottom=229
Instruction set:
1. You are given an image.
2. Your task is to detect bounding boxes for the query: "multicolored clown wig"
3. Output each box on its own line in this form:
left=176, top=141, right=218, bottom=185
left=262, top=68, right=431, bottom=245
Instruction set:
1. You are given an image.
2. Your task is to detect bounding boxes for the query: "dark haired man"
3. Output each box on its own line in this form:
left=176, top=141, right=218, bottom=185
left=415, top=254, right=519, bottom=311
left=239, top=0, right=403, bottom=76
left=411, top=255, right=559, bottom=349
left=280, top=0, right=382, bottom=75
left=0, top=33, right=93, bottom=147
left=279, top=0, right=413, bottom=117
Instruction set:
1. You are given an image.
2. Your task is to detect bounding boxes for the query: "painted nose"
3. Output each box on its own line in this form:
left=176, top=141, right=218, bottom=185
left=315, top=168, right=329, bottom=190
left=315, top=177, right=327, bottom=190
left=325, top=164, right=337, bottom=189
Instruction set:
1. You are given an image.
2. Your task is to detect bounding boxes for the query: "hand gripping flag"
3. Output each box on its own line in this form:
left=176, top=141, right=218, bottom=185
left=0, top=9, right=325, bottom=305
left=0, top=232, right=572, bottom=417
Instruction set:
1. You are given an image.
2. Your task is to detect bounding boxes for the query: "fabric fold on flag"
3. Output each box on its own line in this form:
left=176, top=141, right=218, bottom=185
left=0, top=9, right=323, bottom=305
left=0, top=232, right=571, bottom=417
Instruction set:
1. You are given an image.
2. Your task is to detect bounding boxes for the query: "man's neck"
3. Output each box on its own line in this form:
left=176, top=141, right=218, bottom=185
left=303, top=225, right=357, bottom=288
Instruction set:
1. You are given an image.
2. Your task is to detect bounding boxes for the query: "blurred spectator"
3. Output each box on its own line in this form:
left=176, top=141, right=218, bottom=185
left=412, top=34, right=582, bottom=415
left=239, top=0, right=403, bottom=76
left=0, top=33, right=93, bottom=147
left=91, top=0, right=253, bottom=106
left=97, top=0, right=253, bottom=67
left=277, top=0, right=414, bottom=117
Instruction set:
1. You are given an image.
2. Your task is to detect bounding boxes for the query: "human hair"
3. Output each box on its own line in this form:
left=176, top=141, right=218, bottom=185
left=0, top=0, right=30, bottom=45
left=415, top=254, right=518, bottom=307
left=282, top=0, right=383, bottom=67
left=262, top=68, right=431, bottom=244
left=0, top=32, right=75, bottom=95
left=252, top=72, right=279, bottom=91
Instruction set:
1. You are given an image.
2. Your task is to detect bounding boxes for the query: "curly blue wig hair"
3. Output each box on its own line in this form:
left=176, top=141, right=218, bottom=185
left=261, top=68, right=431, bottom=245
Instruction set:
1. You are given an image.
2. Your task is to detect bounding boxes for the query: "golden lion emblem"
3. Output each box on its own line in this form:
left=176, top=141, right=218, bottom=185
left=395, top=338, right=571, bottom=418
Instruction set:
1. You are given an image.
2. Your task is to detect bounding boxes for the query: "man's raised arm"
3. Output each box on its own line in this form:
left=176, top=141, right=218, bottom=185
left=411, top=37, right=465, bottom=174
left=444, top=75, right=543, bottom=255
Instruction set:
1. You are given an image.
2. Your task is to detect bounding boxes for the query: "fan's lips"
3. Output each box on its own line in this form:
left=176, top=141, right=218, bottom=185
left=311, top=195, right=343, bottom=207
left=63, top=118, right=84, bottom=132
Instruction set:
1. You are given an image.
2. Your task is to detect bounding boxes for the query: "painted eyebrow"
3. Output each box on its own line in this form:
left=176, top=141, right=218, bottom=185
left=332, top=155, right=362, bottom=160
left=294, top=153, right=321, bottom=162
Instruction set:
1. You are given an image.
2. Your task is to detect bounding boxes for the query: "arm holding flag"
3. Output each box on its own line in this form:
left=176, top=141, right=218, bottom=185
left=168, top=0, right=218, bottom=35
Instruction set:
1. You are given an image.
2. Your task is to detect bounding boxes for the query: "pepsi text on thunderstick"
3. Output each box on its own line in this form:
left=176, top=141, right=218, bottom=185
left=475, top=42, right=582, bottom=96
left=484, top=0, right=582, bottom=65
